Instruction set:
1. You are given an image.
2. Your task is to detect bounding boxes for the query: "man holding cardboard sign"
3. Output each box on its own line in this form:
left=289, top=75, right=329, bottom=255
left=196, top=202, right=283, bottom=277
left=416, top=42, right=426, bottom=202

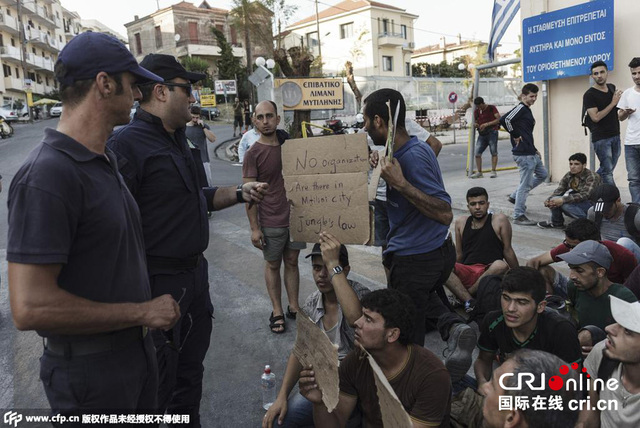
left=243, top=100, right=306, bottom=334
left=298, top=289, right=451, bottom=427
left=367, top=89, right=476, bottom=382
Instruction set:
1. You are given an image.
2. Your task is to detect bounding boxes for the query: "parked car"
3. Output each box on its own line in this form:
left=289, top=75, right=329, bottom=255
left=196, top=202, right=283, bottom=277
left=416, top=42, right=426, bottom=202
left=50, top=102, right=63, bottom=117
left=0, top=104, right=20, bottom=122
left=200, top=106, right=220, bottom=120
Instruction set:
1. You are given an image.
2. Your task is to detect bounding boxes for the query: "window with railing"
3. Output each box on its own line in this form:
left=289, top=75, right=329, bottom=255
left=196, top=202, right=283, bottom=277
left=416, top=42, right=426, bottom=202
left=3, top=64, right=11, bottom=77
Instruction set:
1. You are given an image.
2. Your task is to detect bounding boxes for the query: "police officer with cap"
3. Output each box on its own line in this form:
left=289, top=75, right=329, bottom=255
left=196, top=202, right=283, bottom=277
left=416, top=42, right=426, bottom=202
left=7, top=32, right=181, bottom=416
left=108, top=54, right=268, bottom=426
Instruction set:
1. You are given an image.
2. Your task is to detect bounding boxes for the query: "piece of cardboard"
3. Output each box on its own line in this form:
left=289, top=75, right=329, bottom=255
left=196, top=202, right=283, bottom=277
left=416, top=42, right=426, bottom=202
left=283, top=134, right=370, bottom=244
left=293, top=313, right=340, bottom=413
left=365, top=348, right=413, bottom=428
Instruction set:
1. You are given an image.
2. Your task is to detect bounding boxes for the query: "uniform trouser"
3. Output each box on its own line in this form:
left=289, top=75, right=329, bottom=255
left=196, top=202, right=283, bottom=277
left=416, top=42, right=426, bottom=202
left=149, top=256, right=213, bottom=428
left=383, top=238, right=457, bottom=346
left=40, top=333, right=158, bottom=427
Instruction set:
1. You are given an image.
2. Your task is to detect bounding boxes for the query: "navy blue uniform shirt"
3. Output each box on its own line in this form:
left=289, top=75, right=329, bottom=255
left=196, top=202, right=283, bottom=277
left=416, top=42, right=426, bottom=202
left=107, top=109, right=216, bottom=259
left=7, top=128, right=151, bottom=339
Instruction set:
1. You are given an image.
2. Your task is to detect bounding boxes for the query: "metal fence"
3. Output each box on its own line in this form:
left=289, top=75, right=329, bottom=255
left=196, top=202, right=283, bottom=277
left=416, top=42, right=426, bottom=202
left=303, top=76, right=523, bottom=121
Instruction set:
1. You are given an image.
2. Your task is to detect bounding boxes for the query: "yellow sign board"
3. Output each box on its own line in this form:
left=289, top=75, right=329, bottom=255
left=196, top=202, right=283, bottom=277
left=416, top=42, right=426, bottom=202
left=275, top=78, right=344, bottom=111
left=201, top=94, right=216, bottom=107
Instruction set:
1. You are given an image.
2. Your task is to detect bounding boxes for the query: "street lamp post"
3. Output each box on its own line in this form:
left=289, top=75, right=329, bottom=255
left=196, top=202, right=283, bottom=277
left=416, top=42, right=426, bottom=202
left=254, top=56, right=275, bottom=101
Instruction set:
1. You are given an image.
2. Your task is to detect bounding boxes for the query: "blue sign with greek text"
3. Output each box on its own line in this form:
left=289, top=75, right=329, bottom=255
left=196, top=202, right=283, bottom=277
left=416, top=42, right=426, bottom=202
left=522, top=0, right=613, bottom=82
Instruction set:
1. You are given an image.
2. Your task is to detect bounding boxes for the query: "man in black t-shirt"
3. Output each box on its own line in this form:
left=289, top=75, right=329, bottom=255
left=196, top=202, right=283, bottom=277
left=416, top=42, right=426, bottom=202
left=583, top=60, right=623, bottom=186
left=474, top=267, right=582, bottom=389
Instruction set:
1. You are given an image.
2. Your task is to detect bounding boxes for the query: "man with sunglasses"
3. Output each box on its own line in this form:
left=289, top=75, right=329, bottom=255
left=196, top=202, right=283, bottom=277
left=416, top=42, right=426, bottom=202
left=108, top=54, right=268, bottom=426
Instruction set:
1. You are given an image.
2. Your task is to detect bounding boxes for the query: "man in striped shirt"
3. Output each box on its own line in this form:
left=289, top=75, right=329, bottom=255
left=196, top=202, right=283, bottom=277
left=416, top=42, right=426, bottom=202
left=501, top=84, right=549, bottom=226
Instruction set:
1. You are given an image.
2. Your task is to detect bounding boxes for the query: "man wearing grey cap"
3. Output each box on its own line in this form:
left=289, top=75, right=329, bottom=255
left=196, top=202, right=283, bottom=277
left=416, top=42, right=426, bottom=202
left=558, top=240, right=637, bottom=359
left=7, top=32, right=181, bottom=415
left=559, top=240, right=637, bottom=330
left=108, top=54, right=268, bottom=425
left=587, top=183, right=640, bottom=261
left=579, top=295, right=640, bottom=427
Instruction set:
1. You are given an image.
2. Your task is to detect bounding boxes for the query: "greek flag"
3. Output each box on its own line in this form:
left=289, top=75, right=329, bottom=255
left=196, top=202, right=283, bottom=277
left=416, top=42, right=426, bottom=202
left=488, top=0, right=520, bottom=62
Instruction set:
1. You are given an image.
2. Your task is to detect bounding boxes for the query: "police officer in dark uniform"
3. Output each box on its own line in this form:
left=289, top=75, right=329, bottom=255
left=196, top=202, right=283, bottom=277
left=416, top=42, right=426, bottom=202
left=7, top=32, right=181, bottom=419
left=107, top=54, right=268, bottom=426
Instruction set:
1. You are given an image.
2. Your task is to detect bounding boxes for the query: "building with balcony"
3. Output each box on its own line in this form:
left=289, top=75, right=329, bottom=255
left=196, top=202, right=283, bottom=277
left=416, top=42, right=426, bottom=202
left=125, top=1, right=270, bottom=78
left=280, top=0, right=418, bottom=77
left=80, top=19, right=126, bottom=43
left=0, top=0, right=65, bottom=107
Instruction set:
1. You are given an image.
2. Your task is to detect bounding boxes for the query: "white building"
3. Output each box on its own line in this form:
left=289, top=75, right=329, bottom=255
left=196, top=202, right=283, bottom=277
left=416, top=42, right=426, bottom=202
left=281, top=0, right=418, bottom=77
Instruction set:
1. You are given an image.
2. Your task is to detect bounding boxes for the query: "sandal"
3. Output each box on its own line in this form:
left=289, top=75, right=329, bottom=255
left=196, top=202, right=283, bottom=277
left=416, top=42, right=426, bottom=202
left=269, top=312, right=286, bottom=334
left=286, top=305, right=298, bottom=320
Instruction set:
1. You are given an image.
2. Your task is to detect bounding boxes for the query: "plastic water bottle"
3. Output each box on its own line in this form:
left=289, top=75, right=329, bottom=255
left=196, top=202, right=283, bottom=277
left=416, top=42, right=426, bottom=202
left=261, top=365, right=276, bottom=410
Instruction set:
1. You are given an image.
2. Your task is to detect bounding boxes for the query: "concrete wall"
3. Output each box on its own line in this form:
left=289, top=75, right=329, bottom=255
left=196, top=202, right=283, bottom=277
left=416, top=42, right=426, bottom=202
left=520, top=0, right=639, bottom=186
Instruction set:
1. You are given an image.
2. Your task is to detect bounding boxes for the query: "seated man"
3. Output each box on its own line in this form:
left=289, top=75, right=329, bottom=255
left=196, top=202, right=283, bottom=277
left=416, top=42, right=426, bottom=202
left=299, top=289, right=451, bottom=428
left=588, top=183, right=640, bottom=261
left=557, top=240, right=637, bottom=357
left=475, top=267, right=582, bottom=390
left=445, top=187, right=518, bottom=313
left=482, top=349, right=581, bottom=428
left=527, top=218, right=637, bottom=298
left=538, top=152, right=600, bottom=229
left=580, top=296, right=640, bottom=428
left=263, top=232, right=369, bottom=428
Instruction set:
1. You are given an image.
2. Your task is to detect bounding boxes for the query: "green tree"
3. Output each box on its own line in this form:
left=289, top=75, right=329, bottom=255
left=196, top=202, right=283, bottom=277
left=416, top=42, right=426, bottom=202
left=180, top=56, right=214, bottom=89
left=211, top=27, right=249, bottom=100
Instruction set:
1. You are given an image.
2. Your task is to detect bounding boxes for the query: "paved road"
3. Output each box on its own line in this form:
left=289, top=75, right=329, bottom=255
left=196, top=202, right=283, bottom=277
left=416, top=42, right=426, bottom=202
left=0, top=120, right=560, bottom=426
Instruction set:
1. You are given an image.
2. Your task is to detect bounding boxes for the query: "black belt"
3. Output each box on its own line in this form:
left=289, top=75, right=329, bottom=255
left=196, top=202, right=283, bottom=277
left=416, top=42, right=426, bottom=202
left=44, top=327, right=148, bottom=358
left=147, top=254, right=200, bottom=270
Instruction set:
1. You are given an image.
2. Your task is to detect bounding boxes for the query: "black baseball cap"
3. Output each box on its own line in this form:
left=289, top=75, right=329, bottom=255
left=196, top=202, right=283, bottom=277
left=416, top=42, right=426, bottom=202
left=305, top=243, right=349, bottom=267
left=139, top=54, right=206, bottom=83
left=56, top=32, right=162, bottom=85
left=591, top=183, right=620, bottom=214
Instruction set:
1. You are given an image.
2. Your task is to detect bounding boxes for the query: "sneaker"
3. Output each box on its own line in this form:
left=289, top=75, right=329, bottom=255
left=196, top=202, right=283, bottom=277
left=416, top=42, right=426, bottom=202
left=514, top=215, right=536, bottom=226
left=537, top=221, right=564, bottom=229
left=443, top=324, right=477, bottom=382
left=470, top=172, right=483, bottom=179
left=464, top=298, right=477, bottom=314
left=490, top=171, right=497, bottom=178
left=507, top=196, right=516, bottom=204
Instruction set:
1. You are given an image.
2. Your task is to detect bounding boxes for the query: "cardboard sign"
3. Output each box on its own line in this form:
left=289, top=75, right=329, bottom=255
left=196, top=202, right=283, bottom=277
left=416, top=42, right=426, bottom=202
left=282, top=134, right=370, bottom=244
left=293, top=313, right=340, bottom=412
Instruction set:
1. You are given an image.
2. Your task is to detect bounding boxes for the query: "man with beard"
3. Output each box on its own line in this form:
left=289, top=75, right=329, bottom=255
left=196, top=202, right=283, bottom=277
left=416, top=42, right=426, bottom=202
left=366, top=88, right=476, bottom=383
left=298, top=289, right=452, bottom=428
left=583, top=61, right=622, bottom=186
left=580, top=296, right=640, bottom=428
left=243, top=100, right=306, bottom=334
left=474, top=267, right=582, bottom=390
left=108, top=54, right=268, bottom=426
left=444, top=187, right=518, bottom=313
left=558, top=240, right=637, bottom=330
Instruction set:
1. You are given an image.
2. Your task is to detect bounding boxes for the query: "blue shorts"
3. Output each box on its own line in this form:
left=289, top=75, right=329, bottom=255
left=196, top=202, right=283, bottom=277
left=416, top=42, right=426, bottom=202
left=475, top=130, right=499, bottom=156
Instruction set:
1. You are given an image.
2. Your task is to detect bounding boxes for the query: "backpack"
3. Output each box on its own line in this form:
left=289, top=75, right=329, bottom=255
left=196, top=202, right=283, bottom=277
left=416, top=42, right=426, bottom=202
left=594, top=202, right=640, bottom=241
left=596, top=353, right=620, bottom=392
left=471, top=274, right=503, bottom=323
left=582, top=83, right=615, bottom=136
left=543, top=295, right=578, bottom=328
